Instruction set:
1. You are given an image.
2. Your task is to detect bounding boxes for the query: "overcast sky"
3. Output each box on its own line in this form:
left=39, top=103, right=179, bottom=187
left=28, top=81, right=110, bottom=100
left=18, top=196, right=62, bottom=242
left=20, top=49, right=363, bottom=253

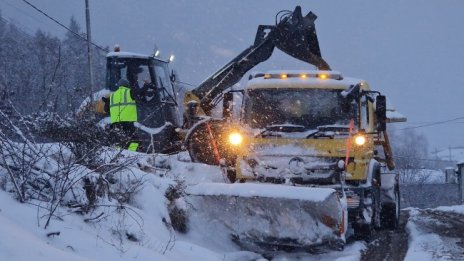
left=1, top=0, right=464, bottom=153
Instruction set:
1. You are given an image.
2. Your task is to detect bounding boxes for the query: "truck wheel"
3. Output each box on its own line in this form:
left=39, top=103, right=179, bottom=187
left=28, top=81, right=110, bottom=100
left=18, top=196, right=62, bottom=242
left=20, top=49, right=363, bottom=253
left=354, top=186, right=381, bottom=240
left=372, top=184, right=382, bottom=230
left=353, top=222, right=372, bottom=241
left=381, top=186, right=400, bottom=230
left=354, top=170, right=381, bottom=240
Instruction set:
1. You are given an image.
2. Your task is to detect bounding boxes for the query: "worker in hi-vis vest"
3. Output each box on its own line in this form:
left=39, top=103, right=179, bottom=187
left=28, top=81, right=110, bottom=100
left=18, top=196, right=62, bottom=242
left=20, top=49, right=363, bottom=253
left=109, top=78, right=144, bottom=151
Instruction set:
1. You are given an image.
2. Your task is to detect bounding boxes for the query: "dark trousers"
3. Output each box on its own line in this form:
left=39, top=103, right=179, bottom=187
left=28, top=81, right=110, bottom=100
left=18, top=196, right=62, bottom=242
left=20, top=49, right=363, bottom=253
left=110, top=122, right=140, bottom=151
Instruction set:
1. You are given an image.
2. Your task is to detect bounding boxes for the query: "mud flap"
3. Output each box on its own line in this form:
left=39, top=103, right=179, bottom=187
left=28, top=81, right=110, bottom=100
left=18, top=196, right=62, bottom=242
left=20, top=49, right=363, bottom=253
left=184, top=183, right=346, bottom=252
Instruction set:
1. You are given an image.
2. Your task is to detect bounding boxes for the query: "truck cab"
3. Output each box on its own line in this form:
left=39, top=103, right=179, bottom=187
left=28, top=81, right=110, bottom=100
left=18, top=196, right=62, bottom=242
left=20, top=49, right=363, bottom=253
left=234, top=70, right=379, bottom=184
left=207, top=69, right=402, bottom=238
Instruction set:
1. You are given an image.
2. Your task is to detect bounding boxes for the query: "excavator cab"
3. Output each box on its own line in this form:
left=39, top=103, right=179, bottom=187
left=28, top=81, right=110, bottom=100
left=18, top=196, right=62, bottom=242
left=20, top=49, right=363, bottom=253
left=105, top=51, right=182, bottom=152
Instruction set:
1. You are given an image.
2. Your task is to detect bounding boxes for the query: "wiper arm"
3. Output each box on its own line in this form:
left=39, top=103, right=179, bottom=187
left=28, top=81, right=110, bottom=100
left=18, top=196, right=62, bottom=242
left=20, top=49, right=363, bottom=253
left=264, top=124, right=306, bottom=132
left=306, top=125, right=351, bottom=139
left=305, top=130, right=320, bottom=138
left=258, top=124, right=317, bottom=138
left=306, top=130, right=335, bottom=139
left=159, top=77, right=178, bottom=106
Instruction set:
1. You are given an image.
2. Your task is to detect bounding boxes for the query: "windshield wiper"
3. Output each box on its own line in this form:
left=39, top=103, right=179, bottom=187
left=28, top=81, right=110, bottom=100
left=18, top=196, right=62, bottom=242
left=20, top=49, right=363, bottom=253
left=306, top=125, right=350, bottom=139
left=264, top=124, right=306, bottom=132
left=258, top=124, right=308, bottom=138
left=158, top=77, right=178, bottom=106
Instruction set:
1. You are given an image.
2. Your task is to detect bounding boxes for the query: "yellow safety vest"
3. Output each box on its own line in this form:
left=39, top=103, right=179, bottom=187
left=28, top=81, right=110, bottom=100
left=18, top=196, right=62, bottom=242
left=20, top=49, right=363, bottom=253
left=109, top=86, right=138, bottom=123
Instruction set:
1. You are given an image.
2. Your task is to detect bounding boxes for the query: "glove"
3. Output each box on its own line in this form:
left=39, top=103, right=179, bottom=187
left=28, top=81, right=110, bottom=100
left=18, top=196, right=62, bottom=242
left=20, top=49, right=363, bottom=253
left=102, top=97, right=110, bottom=113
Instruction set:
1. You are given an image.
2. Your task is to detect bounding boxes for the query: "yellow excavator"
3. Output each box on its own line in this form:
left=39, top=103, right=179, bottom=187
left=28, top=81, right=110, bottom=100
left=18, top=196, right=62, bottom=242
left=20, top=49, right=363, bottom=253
left=83, top=6, right=405, bottom=252
left=81, top=6, right=330, bottom=154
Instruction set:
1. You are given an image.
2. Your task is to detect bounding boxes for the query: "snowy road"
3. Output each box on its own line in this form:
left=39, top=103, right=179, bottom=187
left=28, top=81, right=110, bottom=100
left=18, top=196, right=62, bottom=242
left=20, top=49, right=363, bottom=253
left=361, top=212, right=410, bottom=261
left=266, top=212, right=410, bottom=261
left=270, top=207, right=464, bottom=261
left=404, top=207, right=464, bottom=261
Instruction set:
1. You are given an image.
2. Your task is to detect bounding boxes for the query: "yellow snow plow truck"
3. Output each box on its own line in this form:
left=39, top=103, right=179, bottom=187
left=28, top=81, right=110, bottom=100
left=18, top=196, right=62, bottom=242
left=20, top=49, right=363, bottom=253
left=185, top=70, right=404, bottom=252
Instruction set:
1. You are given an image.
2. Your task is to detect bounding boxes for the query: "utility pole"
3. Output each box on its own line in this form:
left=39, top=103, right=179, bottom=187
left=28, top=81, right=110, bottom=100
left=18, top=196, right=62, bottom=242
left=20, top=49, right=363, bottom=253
left=449, top=146, right=452, bottom=162
left=85, top=0, right=94, bottom=104
left=457, top=162, right=464, bottom=204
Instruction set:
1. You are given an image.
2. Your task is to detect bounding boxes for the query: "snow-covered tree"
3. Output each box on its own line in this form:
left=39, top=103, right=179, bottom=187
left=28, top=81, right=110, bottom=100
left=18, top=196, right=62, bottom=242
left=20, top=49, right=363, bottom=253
left=390, top=127, right=431, bottom=183
left=0, top=13, right=106, bottom=116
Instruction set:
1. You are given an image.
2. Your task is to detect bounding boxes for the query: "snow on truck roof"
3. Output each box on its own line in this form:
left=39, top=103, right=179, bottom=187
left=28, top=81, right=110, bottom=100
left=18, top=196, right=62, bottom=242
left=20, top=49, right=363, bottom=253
left=246, top=70, right=368, bottom=90
left=106, top=51, right=168, bottom=62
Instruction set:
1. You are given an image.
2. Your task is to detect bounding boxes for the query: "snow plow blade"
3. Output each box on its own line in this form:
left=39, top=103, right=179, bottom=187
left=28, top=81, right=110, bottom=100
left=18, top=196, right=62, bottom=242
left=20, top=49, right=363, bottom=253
left=185, top=183, right=346, bottom=252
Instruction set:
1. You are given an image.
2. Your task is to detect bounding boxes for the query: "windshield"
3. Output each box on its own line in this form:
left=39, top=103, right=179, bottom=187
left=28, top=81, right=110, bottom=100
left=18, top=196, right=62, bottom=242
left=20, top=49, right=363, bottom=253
left=243, top=88, right=357, bottom=130
left=153, top=60, right=175, bottom=99
left=107, top=58, right=154, bottom=91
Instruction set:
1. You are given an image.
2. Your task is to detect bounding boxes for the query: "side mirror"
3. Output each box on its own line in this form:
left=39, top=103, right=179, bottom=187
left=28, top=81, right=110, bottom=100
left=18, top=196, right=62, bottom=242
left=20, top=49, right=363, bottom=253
left=342, top=83, right=361, bottom=101
left=341, top=84, right=361, bottom=113
left=223, top=92, right=233, bottom=119
left=376, top=95, right=387, bottom=131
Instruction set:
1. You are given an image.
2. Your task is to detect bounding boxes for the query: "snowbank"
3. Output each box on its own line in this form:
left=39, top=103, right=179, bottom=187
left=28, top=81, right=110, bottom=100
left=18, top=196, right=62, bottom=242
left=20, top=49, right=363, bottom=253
left=404, top=213, right=444, bottom=261
left=404, top=207, right=464, bottom=261
left=435, top=204, right=464, bottom=215
left=0, top=173, right=229, bottom=261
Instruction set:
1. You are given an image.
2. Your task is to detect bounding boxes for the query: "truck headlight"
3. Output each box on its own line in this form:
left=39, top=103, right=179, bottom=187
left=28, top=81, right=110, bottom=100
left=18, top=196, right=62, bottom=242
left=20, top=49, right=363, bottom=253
left=228, top=132, right=243, bottom=146
left=354, top=135, right=366, bottom=146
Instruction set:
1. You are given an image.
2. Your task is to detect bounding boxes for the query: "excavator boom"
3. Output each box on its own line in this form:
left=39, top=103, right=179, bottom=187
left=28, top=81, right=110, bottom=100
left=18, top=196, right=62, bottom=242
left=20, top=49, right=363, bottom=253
left=192, top=6, right=330, bottom=115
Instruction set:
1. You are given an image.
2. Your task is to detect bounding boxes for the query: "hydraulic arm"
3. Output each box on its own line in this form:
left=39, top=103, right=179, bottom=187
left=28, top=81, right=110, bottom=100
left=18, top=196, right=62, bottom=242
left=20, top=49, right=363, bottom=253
left=190, top=6, right=331, bottom=115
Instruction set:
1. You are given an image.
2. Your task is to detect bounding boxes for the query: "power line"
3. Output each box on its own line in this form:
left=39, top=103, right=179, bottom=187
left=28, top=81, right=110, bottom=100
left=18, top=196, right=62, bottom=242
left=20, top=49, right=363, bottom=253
left=393, top=155, right=455, bottom=163
left=19, top=0, right=105, bottom=51
left=406, top=121, right=464, bottom=125
left=0, top=0, right=48, bottom=35
left=398, top=116, right=464, bottom=131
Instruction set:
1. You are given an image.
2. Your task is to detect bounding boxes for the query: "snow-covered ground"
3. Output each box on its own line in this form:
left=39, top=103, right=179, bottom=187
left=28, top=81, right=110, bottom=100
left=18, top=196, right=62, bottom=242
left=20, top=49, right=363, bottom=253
left=0, top=185, right=367, bottom=261
left=1, top=146, right=463, bottom=260
left=405, top=206, right=464, bottom=261
left=0, top=148, right=362, bottom=261
left=0, top=151, right=242, bottom=261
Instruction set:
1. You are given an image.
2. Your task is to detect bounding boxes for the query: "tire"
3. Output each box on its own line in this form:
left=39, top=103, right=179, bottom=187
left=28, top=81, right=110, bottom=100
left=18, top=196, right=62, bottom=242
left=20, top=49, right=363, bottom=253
left=353, top=222, right=373, bottom=241
left=381, top=185, right=400, bottom=230
left=353, top=187, right=381, bottom=240
left=354, top=167, right=381, bottom=240
left=185, top=119, right=219, bottom=165
left=185, top=118, right=237, bottom=166
left=372, top=181, right=382, bottom=230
